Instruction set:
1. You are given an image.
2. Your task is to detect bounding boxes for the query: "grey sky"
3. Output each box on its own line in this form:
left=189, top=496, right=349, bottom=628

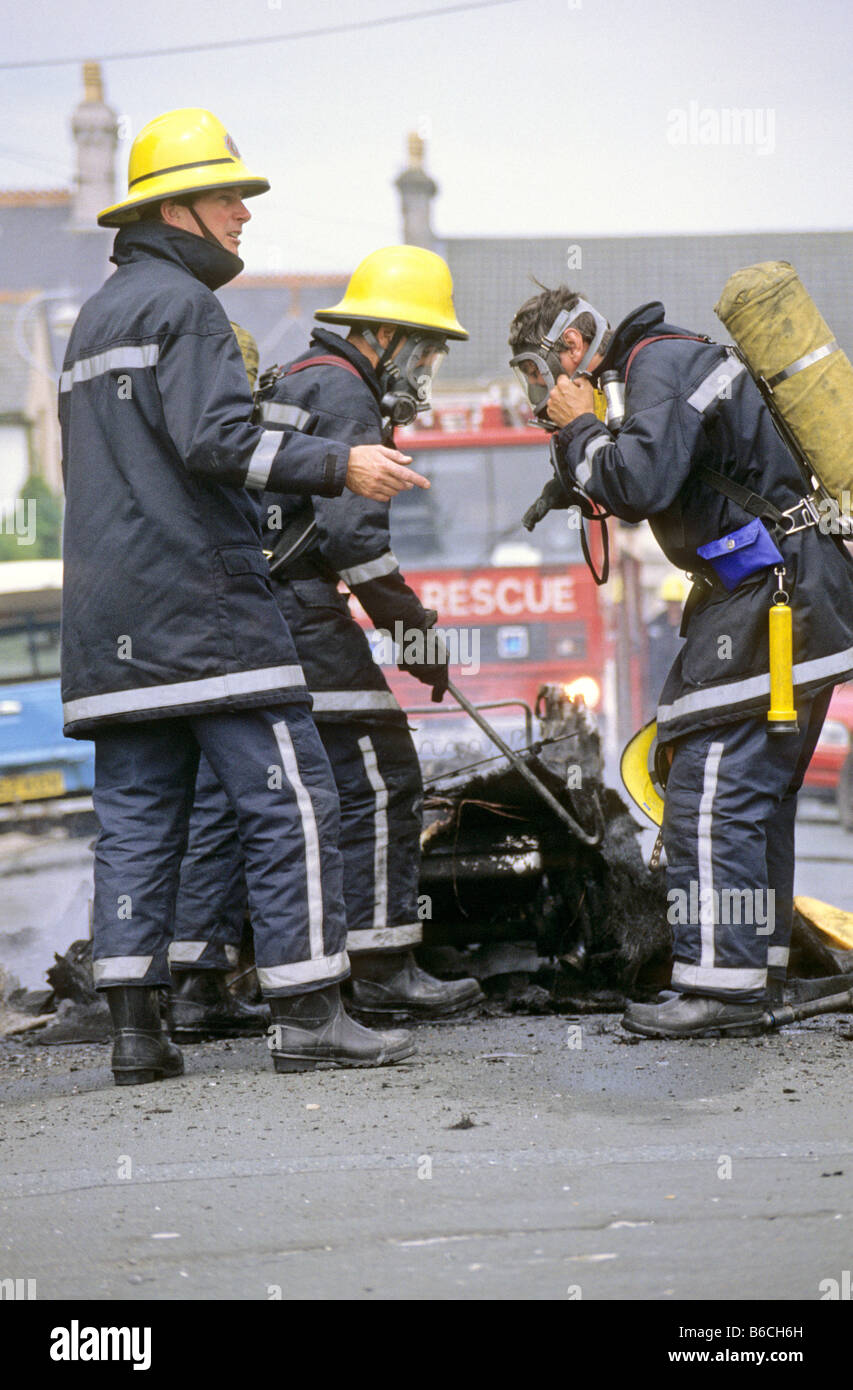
left=3, top=0, right=852, bottom=272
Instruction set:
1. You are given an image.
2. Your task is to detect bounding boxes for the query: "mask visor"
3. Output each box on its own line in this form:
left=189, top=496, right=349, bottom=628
left=510, top=351, right=559, bottom=410
left=395, top=334, right=448, bottom=409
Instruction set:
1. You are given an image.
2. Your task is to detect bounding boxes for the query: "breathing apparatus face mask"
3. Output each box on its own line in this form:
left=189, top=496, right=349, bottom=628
left=509, top=299, right=610, bottom=430
left=365, top=328, right=448, bottom=425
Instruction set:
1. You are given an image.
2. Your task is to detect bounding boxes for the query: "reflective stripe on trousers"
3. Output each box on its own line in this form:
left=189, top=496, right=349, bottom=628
left=171, top=720, right=424, bottom=960
left=663, top=687, right=834, bottom=1001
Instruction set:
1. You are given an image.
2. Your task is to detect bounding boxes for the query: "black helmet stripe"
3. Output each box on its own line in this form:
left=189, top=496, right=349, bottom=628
left=128, top=156, right=235, bottom=189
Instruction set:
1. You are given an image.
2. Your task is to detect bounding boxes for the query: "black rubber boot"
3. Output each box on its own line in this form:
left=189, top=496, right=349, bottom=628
left=348, top=949, right=484, bottom=1021
left=106, top=987, right=184, bottom=1086
left=622, top=992, right=767, bottom=1039
left=168, top=969, right=270, bottom=1040
left=268, top=983, right=415, bottom=1072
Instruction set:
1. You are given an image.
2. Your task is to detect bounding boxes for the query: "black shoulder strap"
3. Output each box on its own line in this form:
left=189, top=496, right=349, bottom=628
left=695, top=464, right=787, bottom=529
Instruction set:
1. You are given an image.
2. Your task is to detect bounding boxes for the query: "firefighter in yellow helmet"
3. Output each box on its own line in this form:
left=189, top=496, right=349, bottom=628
left=61, top=111, right=430, bottom=1084
left=170, top=246, right=484, bottom=1030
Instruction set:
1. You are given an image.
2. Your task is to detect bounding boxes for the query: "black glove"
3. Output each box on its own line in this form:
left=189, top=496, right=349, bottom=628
left=397, top=612, right=449, bottom=703
left=522, top=475, right=574, bottom=531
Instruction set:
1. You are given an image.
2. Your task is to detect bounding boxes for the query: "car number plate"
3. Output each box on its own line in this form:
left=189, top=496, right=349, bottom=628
left=0, top=770, right=66, bottom=803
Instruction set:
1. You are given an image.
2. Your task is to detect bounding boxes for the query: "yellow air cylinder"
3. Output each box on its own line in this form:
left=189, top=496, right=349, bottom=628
left=715, top=261, right=853, bottom=506
left=767, top=599, right=798, bottom=734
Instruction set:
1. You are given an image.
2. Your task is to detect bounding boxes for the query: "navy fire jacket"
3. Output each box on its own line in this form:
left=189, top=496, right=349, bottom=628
left=256, top=330, right=434, bottom=718
left=555, top=302, right=853, bottom=741
left=59, top=223, right=350, bottom=737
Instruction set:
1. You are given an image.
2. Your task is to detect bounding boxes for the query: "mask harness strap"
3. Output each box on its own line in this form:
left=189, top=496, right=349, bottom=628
left=363, top=327, right=425, bottom=425
left=363, top=326, right=406, bottom=390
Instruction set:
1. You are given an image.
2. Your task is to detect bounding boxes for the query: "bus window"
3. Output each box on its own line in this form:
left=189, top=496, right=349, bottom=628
left=390, top=442, right=584, bottom=567
left=489, top=447, right=584, bottom=565
left=0, top=613, right=62, bottom=682
left=391, top=448, right=491, bottom=565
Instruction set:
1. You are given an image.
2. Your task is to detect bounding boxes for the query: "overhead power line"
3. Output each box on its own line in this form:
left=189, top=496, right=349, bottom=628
left=0, top=0, right=523, bottom=70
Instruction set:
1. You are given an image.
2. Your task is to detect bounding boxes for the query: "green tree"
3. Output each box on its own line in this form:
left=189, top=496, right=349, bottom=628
left=0, top=473, right=63, bottom=561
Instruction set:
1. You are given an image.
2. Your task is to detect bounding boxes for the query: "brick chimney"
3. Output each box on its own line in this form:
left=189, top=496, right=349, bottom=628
left=394, top=133, right=438, bottom=250
left=70, top=62, right=118, bottom=227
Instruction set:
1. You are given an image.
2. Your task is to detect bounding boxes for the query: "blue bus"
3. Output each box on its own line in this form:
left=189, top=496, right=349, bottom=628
left=0, top=560, right=94, bottom=806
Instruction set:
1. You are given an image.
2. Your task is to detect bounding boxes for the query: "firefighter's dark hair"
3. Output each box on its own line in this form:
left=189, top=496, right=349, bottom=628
left=137, top=201, right=165, bottom=222
left=509, top=282, right=611, bottom=357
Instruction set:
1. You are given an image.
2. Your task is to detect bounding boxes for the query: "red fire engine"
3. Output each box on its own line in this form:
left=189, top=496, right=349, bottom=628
left=350, top=407, right=634, bottom=751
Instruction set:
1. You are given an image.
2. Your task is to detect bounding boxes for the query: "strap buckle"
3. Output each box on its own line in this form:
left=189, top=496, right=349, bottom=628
left=778, top=493, right=822, bottom=535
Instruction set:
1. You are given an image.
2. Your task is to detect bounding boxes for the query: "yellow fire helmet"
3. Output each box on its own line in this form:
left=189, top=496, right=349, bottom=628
left=620, top=719, right=666, bottom=828
left=98, top=108, right=270, bottom=228
left=315, top=245, right=468, bottom=340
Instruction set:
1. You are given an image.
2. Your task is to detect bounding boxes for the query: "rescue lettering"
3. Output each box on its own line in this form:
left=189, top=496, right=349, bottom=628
left=419, top=573, right=576, bottom=619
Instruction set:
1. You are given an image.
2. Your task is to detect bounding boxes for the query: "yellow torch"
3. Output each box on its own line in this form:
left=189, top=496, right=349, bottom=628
left=767, top=568, right=798, bottom=734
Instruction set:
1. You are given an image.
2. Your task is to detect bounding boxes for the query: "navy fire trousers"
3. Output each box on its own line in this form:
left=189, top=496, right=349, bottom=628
left=91, top=705, right=347, bottom=996
left=170, top=719, right=424, bottom=967
left=663, top=686, right=833, bottom=1002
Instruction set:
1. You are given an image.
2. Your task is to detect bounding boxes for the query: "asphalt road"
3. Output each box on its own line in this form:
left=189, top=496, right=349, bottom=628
left=0, top=1011, right=851, bottom=1302
left=0, top=797, right=851, bottom=1303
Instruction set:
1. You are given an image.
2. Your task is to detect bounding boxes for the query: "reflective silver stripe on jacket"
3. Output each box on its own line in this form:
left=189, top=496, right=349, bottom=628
left=93, top=955, right=153, bottom=983
left=59, top=343, right=160, bottom=392
left=671, top=961, right=766, bottom=992
left=686, top=354, right=746, bottom=413
left=338, top=551, right=399, bottom=587
left=245, top=430, right=281, bottom=489
left=258, top=401, right=312, bottom=430
left=257, top=950, right=349, bottom=992
left=767, top=946, right=789, bottom=967
left=657, top=644, right=853, bottom=727
left=346, top=923, right=423, bottom=951
left=63, top=664, right=307, bottom=724
left=310, top=690, right=401, bottom=712
left=575, top=434, right=611, bottom=489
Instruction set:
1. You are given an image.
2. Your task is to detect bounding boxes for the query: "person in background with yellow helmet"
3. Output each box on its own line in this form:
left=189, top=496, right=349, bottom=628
left=59, top=110, right=425, bottom=1084
left=169, top=246, right=484, bottom=1032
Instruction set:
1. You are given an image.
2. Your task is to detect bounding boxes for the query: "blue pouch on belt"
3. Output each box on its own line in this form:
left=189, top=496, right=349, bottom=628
left=696, top=518, right=784, bottom=592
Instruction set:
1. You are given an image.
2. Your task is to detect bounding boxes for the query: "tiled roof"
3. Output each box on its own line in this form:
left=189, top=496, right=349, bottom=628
left=0, top=201, right=112, bottom=297
left=217, top=276, right=349, bottom=367
left=440, top=230, right=853, bottom=384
